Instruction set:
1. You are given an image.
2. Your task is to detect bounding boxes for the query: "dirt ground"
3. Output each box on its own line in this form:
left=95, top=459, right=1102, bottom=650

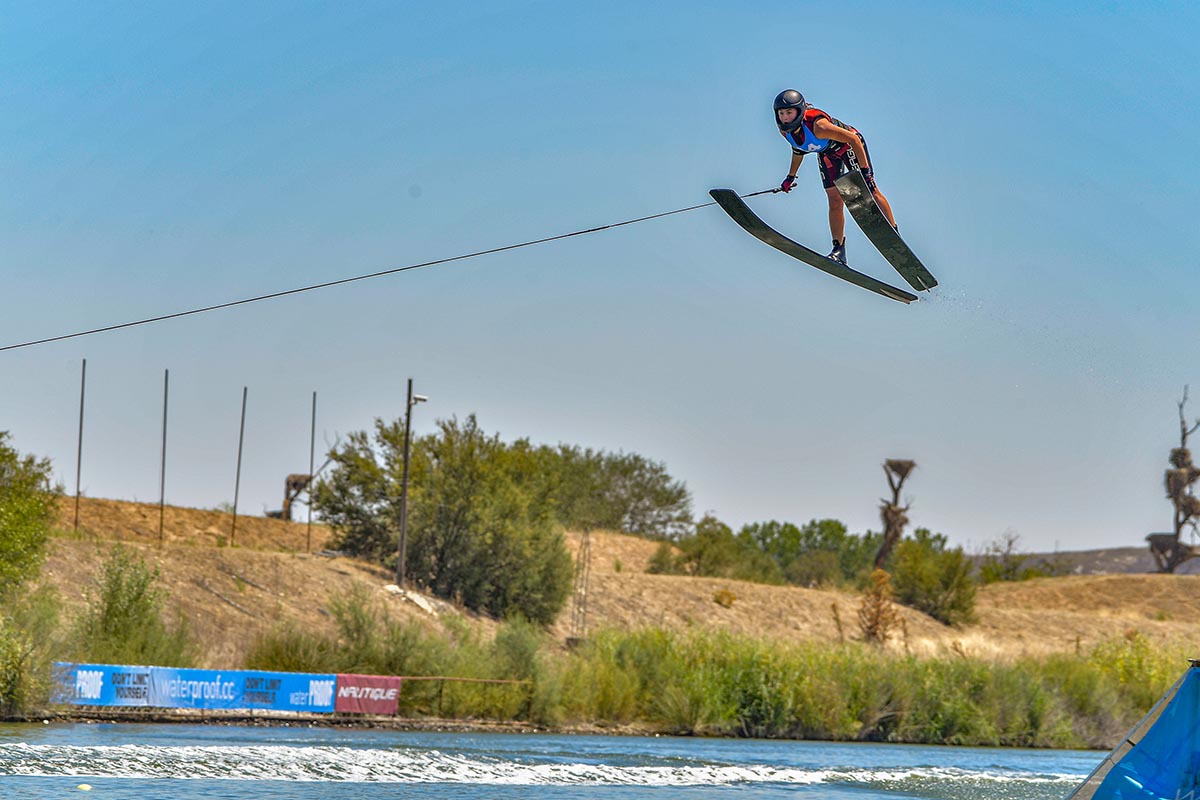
left=43, top=497, right=1200, bottom=668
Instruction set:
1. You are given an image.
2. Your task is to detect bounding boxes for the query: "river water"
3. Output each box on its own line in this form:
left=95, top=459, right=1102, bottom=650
left=0, top=722, right=1101, bottom=800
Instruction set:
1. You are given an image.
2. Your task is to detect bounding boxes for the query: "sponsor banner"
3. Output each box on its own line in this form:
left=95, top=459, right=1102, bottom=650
left=52, top=663, right=336, bottom=713
left=149, top=668, right=241, bottom=710
left=150, top=668, right=336, bottom=712
left=52, top=662, right=153, bottom=706
left=335, top=674, right=402, bottom=715
left=238, top=670, right=335, bottom=713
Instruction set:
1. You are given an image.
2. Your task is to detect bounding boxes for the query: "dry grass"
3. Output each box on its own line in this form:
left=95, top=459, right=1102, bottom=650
left=40, top=497, right=1200, bottom=668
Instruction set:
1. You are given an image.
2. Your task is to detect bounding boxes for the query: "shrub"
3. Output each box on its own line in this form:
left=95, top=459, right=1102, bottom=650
left=712, top=589, right=736, bottom=608
left=890, top=529, right=976, bottom=625
left=858, top=569, right=901, bottom=644
left=71, top=546, right=192, bottom=667
left=646, top=541, right=680, bottom=574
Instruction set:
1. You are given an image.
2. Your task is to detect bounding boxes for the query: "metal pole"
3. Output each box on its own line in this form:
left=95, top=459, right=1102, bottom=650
left=397, top=378, right=413, bottom=588
left=158, top=369, right=169, bottom=546
left=232, top=386, right=247, bottom=545
left=307, top=390, right=316, bottom=553
left=73, top=358, right=86, bottom=534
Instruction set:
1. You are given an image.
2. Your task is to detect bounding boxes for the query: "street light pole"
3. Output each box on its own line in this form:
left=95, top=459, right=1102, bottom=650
left=397, top=378, right=427, bottom=588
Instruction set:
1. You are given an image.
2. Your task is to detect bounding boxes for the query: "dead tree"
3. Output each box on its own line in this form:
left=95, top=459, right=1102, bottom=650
left=874, top=459, right=915, bottom=569
left=1153, top=388, right=1200, bottom=572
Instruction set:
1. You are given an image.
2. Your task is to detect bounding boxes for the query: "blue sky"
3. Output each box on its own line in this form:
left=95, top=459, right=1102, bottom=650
left=3, top=1, right=1199, bottom=552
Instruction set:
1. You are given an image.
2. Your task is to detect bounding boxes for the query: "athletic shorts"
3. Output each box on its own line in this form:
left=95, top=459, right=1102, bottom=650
left=818, top=136, right=878, bottom=193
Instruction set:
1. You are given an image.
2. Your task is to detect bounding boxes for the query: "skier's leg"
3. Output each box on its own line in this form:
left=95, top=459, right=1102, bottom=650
left=825, top=186, right=846, bottom=244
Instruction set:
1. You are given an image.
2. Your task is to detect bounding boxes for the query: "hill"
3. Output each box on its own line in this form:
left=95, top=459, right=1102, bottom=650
left=44, top=497, right=1200, bottom=668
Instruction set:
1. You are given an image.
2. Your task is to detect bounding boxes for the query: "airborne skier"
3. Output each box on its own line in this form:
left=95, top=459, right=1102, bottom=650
left=773, top=89, right=897, bottom=266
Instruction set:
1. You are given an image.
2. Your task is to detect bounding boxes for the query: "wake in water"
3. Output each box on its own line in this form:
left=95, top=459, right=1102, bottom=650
left=0, top=741, right=1083, bottom=791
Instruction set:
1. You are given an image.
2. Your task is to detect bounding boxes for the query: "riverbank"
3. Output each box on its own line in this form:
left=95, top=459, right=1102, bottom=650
left=16, top=497, right=1195, bottom=750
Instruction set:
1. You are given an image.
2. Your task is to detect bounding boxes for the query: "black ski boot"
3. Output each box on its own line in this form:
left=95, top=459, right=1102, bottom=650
left=828, top=238, right=846, bottom=265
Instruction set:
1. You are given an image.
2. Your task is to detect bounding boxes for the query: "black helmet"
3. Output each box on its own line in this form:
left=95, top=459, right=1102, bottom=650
left=773, top=89, right=806, bottom=132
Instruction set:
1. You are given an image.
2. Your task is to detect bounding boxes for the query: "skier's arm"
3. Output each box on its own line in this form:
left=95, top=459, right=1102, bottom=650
left=788, top=150, right=804, bottom=176
left=813, top=119, right=869, bottom=170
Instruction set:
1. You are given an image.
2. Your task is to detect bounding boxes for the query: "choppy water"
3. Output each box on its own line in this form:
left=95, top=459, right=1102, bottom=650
left=0, top=721, right=1100, bottom=800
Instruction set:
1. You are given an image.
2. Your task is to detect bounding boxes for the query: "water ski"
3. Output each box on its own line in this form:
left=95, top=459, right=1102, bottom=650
left=834, top=170, right=937, bottom=292
left=709, top=188, right=917, bottom=304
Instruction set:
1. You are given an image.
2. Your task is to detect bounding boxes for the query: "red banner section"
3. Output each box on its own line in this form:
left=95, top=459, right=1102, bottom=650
left=335, top=674, right=402, bottom=715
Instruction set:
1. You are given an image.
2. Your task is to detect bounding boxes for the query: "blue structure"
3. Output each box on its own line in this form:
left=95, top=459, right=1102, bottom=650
left=1068, top=662, right=1200, bottom=800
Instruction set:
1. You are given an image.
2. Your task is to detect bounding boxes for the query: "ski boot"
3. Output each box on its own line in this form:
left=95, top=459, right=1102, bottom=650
left=828, top=238, right=846, bottom=265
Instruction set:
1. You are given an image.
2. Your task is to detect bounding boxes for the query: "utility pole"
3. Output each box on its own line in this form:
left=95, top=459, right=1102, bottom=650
left=307, top=391, right=316, bottom=553
left=396, top=378, right=427, bottom=588
left=232, top=386, right=247, bottom=545
left=158, top=369, right=169, bottom=546
left=73, top=358, right=86, bottom=534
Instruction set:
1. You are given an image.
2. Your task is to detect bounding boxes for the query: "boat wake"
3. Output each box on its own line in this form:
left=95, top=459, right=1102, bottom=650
left=0, top=742, right=1083, bottom=790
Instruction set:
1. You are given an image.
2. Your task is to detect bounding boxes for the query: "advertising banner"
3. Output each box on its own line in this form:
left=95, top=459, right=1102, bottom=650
left=150, top=668, right=336, bottom=712
left=335, top=674, right=402, bottom=715
left=52, top=663, right=336, bottom=713
left=53, top=662, right=153, bottom=706
left=238, top=670, right=335, bottom=712
left=148, top=668, right=241, bottom=710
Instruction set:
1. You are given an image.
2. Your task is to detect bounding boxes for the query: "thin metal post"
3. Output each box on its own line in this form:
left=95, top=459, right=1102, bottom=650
left=158, top=369, right=169, bottom=546
left=73, top=358, right=86, bottom=534
left=397, top=379, right=413, bottom=588
left=307, top=391, right=316, bottom=553
left=232, top=386, right=247, bottom=545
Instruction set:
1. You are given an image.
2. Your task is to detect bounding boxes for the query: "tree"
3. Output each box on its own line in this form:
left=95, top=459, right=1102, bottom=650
left=874, top=459, right=915, bottom=569
left=978, top=531, right=1068, bottom=584
left=890, top=528, right=976, bottom=626
left=1152, top=387, right=1200, bottom=573
left=311, top=421, right=406, bottom=562
left=315, top=415, right=573, bottom=624
left=0, top=432, right=58, bottom=598
left=669, top=515, right=783, bottom=583
left=738, top=518, right=880, bottom=587
left=540, top=445, right=692, bottom=539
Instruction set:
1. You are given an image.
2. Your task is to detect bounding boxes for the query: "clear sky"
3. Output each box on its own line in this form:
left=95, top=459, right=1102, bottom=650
left=3, top=1, right=1199, bottom=553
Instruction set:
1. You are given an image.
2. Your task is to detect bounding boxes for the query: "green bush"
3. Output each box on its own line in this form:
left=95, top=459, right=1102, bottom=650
left=890, top=529, right=976, bottom=625
left=71, top=546, right=192, bottom=667
left=646, top=541, right=679, bottom=574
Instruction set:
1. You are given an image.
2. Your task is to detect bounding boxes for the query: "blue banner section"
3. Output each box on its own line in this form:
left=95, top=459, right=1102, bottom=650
left=53, top=663, right=153, bottom=706
left=53, top=663, right=337, bottom=713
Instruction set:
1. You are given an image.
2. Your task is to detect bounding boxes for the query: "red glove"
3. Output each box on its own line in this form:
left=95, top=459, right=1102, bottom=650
left=780, top=174, right=797, bottom=193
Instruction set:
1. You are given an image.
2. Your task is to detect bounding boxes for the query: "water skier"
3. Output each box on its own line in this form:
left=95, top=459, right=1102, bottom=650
left=773, top=89, right=897, bottom=265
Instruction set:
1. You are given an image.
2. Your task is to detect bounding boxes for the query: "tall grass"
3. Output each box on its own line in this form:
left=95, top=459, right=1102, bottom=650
left=0, top=586, right=61, bottom=715
left=246, top=591, right=1187, bottom=748
left=246, top=588, right=542, bottom=720
left=551, top=628, right=1184, bottom=747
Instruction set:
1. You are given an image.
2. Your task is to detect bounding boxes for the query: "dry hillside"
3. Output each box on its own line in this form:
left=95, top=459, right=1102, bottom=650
left=43, top=497, right=1200, bottom=668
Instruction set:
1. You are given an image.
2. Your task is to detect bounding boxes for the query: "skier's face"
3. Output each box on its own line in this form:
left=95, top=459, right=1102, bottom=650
left=777, top=108, right=798, bottom=124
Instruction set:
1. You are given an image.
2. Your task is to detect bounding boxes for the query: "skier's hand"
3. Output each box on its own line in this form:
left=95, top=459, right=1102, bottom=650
left=779, top=174, right=797, bottom=193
